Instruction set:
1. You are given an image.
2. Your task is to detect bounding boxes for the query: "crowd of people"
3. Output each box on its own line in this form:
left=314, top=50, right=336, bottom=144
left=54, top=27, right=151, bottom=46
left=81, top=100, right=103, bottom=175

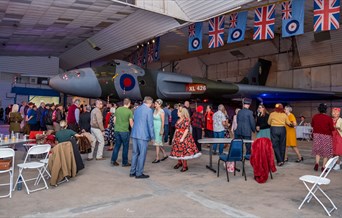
left=4, top=97, right=342, bottom=178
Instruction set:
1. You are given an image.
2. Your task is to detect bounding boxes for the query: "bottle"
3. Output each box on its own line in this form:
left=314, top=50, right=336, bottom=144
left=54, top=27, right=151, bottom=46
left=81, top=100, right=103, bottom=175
left=17, top=176, right=22, bottom=191
left=11, top=131, right=15, bottom=140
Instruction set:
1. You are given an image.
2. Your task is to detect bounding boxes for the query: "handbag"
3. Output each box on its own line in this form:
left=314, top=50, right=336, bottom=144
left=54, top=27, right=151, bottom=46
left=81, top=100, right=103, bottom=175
left=0, top=159, right=12, bottom=170
left=226, top=161, right=235, bottom=172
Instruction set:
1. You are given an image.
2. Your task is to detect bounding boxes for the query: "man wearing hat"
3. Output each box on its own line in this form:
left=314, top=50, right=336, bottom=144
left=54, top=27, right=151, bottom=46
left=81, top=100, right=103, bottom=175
left=235, top=98, right=256, bottom=158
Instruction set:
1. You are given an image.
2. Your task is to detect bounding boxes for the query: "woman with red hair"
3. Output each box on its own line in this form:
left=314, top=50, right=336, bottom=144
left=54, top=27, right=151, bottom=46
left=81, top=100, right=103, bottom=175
left=268, top=103, right=291, bottom=166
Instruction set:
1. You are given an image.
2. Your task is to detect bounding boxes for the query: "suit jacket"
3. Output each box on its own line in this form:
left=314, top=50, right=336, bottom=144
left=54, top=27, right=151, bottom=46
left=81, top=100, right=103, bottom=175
left=131, top=104, right=154, bottom=141
left=48, top=141, right=77, bottom=186
left=235, top=108, right=256, bottom=137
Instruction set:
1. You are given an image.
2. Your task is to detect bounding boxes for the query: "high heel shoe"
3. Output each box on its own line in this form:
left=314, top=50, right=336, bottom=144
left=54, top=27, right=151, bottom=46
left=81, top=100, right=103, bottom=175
left=180, top=167, right=188, bottom=172
left=295, top=157, right=304, bottom=163
left=152, top=159, right=160, bottom=163
left=173, top=163, right=182, bottom=169
left=314, top=163, right=319, bottom=171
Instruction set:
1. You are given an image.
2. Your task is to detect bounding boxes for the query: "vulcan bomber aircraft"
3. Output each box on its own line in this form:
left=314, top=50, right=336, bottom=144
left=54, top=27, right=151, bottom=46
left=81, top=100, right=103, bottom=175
left=49, top=59, right=342, bottom=103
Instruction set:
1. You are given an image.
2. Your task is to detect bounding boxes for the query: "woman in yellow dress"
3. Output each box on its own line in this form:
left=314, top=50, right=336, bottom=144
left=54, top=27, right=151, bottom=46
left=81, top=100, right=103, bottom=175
left=285, top=105, right=303, bottom=162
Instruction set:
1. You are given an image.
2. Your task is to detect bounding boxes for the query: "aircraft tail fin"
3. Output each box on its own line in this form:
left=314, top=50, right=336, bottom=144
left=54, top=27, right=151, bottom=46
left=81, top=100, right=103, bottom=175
left=239, top=58, right=272, bottom=86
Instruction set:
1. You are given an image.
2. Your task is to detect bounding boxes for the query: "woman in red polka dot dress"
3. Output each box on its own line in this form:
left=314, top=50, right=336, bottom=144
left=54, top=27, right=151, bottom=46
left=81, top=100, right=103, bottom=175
left=311, top=103, right=334, bottom=172
left=169, top=105, right=201, bottom=172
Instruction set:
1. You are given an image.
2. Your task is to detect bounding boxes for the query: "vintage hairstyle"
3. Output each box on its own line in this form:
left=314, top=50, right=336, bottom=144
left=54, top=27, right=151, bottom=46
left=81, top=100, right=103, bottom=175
left=285, top=105, right=292, bottom=112
left=11, top=104, right=19, bottom=113
left=155, top=99, right=163, bottom=106
left=275, top=103, right=284, bottom=113
left=179, top=106, right=190, bottom=119
left=318, top=103, right=328, bottom=113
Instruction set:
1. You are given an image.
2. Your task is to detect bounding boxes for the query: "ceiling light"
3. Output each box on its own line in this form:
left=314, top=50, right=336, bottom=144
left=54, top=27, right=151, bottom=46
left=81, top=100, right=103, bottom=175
left=86, top=39, right=101, bottom=51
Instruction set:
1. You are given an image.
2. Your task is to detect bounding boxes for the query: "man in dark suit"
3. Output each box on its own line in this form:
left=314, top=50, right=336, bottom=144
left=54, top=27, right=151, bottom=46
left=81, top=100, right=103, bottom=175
left=130, top=96, right=155, bottom=179
left=235, top=98, right=256, bottom=157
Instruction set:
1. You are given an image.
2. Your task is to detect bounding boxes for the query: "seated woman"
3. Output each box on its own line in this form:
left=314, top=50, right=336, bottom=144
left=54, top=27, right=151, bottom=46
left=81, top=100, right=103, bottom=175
left=55, top=120, right=82, bottom=143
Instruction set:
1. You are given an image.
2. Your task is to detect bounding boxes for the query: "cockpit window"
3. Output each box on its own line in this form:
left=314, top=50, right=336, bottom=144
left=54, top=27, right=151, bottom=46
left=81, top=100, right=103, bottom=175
left=59, top=70, right=84, bottom=80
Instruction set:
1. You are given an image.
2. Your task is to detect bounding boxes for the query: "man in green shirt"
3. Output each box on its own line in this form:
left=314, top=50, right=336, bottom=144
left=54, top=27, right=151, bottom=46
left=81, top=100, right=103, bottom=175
left=111, top=98, right=134, bottom=167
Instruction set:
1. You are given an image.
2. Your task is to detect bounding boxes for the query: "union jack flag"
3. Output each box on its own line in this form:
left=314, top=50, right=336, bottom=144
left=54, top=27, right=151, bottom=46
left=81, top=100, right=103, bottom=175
left=188, top=24, right=195, bottom=38
left=282, top=1, right=292, bottom=20
left=147, top=44, right=154, bottom=63
left=253, top=4, right=275, bottom=40
left=229, top=13, right=238, bottom=28
left=208, top=15, right=225, bottom=48
left=314, top=0, right=340, bottom=32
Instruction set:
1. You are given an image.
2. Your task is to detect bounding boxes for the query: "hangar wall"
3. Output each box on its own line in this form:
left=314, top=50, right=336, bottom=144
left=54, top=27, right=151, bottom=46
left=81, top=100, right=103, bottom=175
left=0, top=56, right=60, bottom=108
left=175, top=29, right=342, bottom=121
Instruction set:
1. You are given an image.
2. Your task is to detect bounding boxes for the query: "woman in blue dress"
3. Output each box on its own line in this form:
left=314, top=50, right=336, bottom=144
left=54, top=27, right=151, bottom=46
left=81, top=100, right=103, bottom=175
left=152, top=99, right=168, bottom=163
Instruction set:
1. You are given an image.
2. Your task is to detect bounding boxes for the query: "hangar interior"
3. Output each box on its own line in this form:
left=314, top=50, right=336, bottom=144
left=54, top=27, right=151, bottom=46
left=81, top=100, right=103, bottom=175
left=0, top=0, right=341, bottom=119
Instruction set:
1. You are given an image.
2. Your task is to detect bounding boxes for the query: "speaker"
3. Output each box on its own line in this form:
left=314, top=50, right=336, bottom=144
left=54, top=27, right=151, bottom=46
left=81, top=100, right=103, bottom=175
left=314, top=31, right=331, bottom=42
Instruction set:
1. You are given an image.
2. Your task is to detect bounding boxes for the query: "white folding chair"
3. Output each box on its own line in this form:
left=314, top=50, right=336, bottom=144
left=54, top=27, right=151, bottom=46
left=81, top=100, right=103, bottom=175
left=298, top=156, right=338, bottom=216
left=35, top=158, right=51, bottom=185
left=13, top=144, right=51, bottom=194
left=0, top=148, right=15, bottom=198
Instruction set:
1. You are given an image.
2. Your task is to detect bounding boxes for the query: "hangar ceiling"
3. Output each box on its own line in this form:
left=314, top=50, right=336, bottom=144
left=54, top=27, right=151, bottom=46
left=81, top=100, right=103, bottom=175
left=0, top=0, right=340, bottom=70
left=0, top=0, right=254, bottom=69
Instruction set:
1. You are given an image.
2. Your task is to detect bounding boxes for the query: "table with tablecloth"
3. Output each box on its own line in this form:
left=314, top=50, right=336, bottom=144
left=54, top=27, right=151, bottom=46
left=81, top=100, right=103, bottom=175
left=296, top=126, right=313, bottom=139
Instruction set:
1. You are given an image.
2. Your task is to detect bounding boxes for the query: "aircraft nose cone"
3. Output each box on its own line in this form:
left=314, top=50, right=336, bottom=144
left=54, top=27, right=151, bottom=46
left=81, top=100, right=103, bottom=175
left=49, top=68, right=102, bottom=98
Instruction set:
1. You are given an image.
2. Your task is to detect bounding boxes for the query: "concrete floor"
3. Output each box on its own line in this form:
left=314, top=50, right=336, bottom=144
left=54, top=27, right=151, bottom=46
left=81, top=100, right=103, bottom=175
left=0, top=123, right=342, bottom=218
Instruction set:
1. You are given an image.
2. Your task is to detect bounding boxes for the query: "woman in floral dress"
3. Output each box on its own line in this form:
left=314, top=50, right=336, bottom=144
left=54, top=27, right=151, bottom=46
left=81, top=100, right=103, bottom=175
left=332, top=107, right=342, bottom=170
left=105, top=107, right=115, bottom=151
left=170, top=105, right=201, bottom=172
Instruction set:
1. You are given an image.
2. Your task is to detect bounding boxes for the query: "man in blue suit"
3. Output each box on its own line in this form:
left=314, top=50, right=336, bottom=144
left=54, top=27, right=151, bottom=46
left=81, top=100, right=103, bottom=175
left=130, top=96, right=155, bottom=179
left=235, top=98, right=256, bottom=157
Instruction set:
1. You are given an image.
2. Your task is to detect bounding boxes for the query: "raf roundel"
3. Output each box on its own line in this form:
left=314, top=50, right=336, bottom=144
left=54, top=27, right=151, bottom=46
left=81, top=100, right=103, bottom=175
left=120, top=74, right=136, bottom=91
left=192, top=38, right=200, bottom=49
left=286, top=20, right=299, bottom=34
left=231, top=29, right=242, bottom=41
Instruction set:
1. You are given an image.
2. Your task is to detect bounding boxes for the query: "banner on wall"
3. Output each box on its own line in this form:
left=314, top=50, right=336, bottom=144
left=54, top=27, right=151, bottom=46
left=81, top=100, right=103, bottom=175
left=282, top=0, right=305, bottom=37
left=313, top=0, right=340, bottom=32
left=188, top=22, right=203, bottom=52
left=208, top=15, right=225, bottom=48
left=227, top=11, right=248, bottom=43
left=253, top=4, right=276, bottom=40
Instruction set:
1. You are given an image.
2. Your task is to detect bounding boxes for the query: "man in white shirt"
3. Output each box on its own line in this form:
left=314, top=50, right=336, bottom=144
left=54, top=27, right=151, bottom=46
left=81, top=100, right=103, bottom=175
left=212, top=104, right=227, bottom=155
